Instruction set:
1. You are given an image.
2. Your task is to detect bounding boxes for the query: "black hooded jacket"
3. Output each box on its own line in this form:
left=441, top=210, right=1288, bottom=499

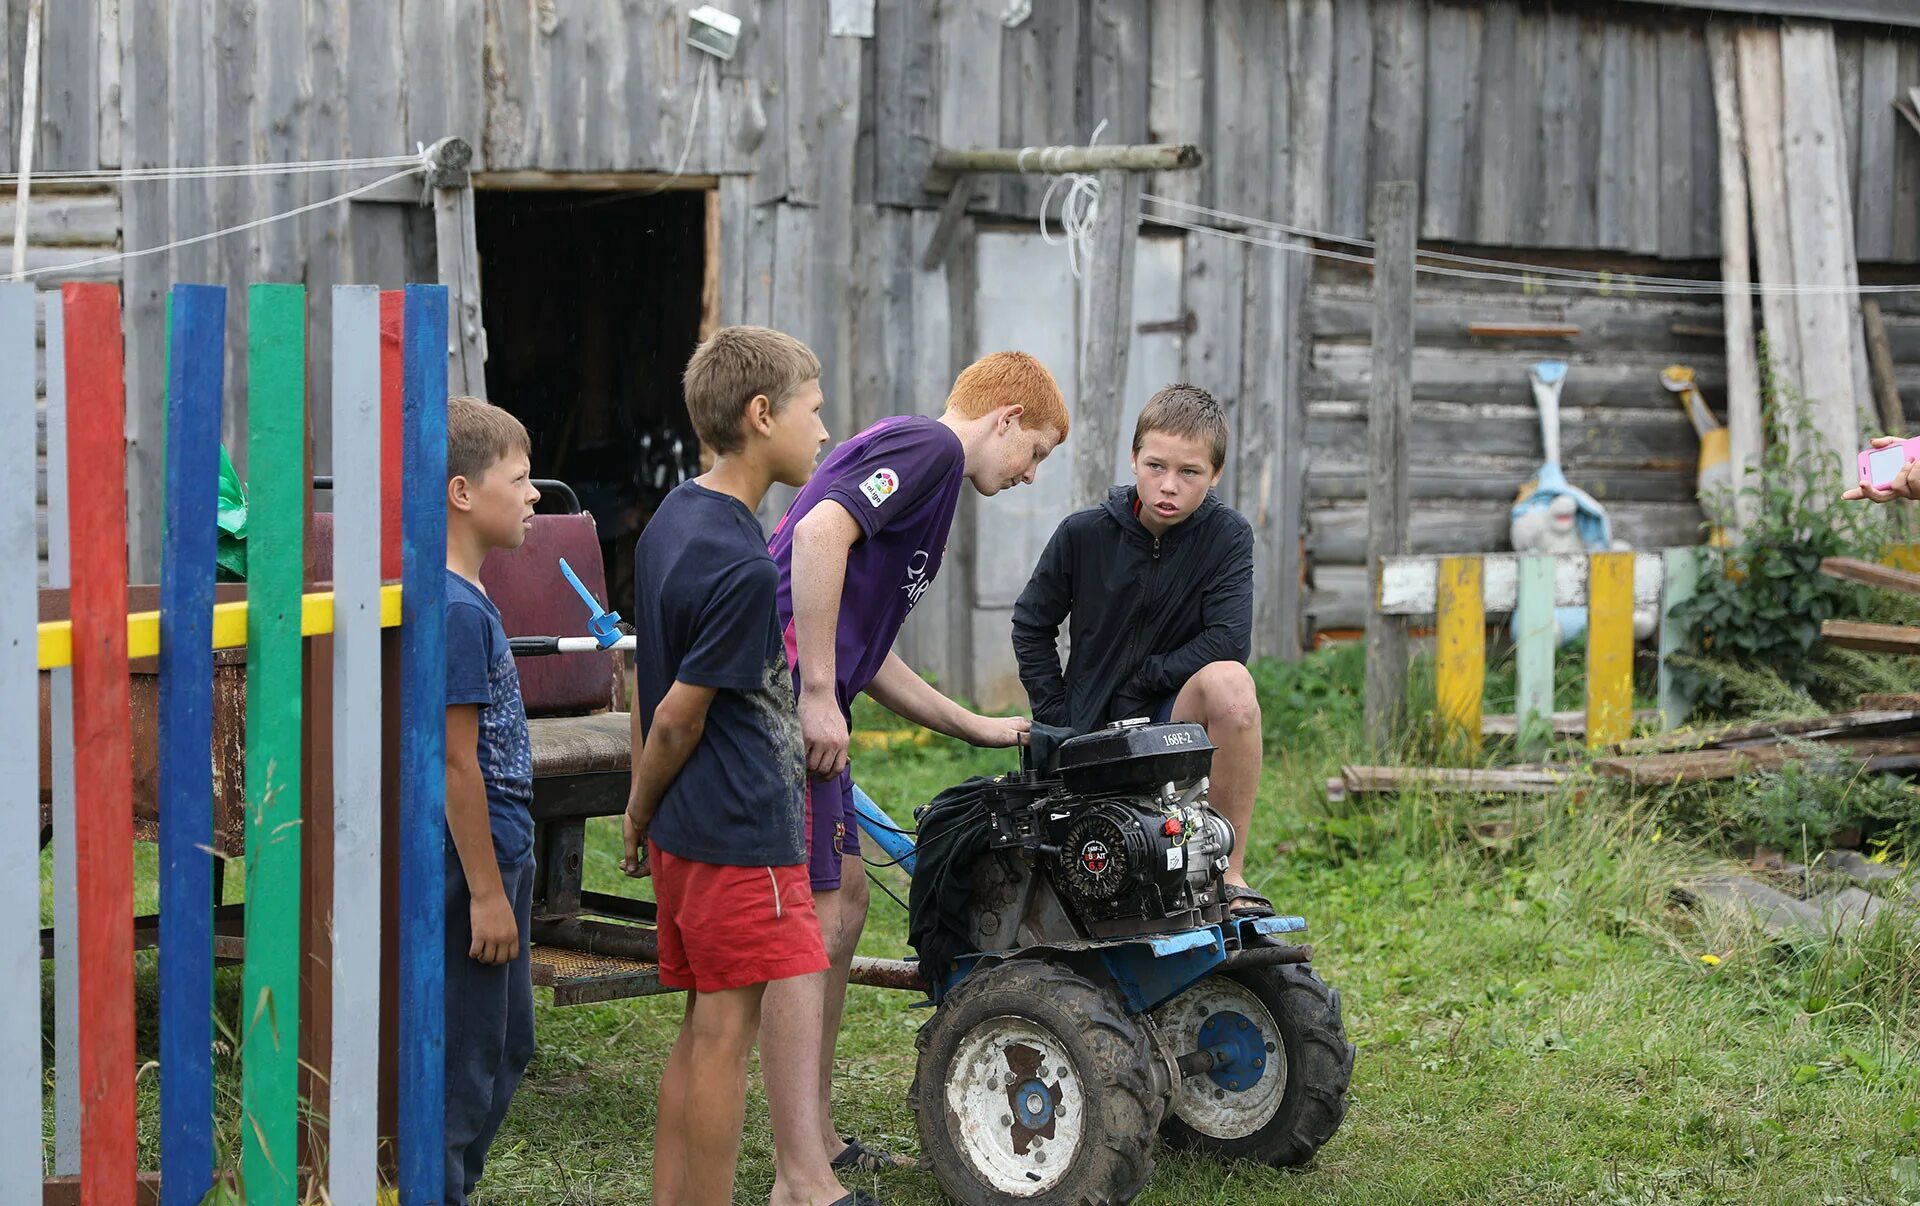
left=1012, top=486, right=1254, bottom=733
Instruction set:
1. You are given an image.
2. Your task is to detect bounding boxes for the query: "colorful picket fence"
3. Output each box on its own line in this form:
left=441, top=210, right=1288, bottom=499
left=1375, top=548, right=1707, bottom=754
left=10, top=280, right=450, bottom=1203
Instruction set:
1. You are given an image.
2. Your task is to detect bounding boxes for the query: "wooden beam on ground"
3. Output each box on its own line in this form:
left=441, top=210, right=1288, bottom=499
left=1860, top=693, right=1920, bottom=710
left=923, top=142, right=1201, bottom=194
left=1365, top=181, right=1417, bottom=753
left=1483, top=709, right=1661, bottom=737
left=1073, top=170, right=1139, bottom=511
left=1821, top=618, right=1920, bottom=656
left=1820, top=556, right=1920, bottom=597
left=1616, top=708, right=1920, bottom=754
left=1326, top=765, right=1571, bottom=802
left=1595, top=733, right=1920, bottom=786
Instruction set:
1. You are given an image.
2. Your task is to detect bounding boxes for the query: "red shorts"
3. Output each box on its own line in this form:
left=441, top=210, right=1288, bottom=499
left=648, top=842, right=829, bottom=994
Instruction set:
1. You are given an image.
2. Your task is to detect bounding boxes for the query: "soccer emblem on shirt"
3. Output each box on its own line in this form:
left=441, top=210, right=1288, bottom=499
left=859, top=467, right=899, bottom=507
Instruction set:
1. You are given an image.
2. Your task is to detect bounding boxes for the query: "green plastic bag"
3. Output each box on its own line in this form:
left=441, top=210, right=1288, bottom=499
left=216, top=444, right=248, bottom=581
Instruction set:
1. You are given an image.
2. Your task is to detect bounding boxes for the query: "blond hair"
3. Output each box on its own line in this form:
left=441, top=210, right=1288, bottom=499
left=447, top=395, right=531, bottom=483
left=682, top=325, right=822, bottom=455
left=1133, top=384, right=1228, bottom=470
left=944, top=351, right=1069, bottom=440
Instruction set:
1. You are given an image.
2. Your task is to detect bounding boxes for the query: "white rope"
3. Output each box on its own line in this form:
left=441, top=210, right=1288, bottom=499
left=1142, top=195, right=1920, bottom=298
left=640, top=56, right=714, bottom=195
left=1035, top=119, right=1107, bottom=280
left=9, top=165, right=425, bottom=282
left=0, top=153, right=426, bottom=187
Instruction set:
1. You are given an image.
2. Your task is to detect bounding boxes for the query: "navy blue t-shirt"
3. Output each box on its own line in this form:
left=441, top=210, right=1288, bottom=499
left=632, top=481, right=806, bottom=867
left=445, top=570, right=536, bottom=866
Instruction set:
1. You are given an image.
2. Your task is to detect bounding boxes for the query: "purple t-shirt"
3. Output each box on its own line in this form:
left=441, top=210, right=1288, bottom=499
left=769, top=415, right=966, bottom=709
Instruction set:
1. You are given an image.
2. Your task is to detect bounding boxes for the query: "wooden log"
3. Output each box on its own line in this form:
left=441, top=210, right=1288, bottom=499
left=1658, top=547, right=1703, bottom=729
left=1365, top=181, right=1416, bottom=752
left=1859, top=693, right=1920, bottom=710
left=1435, top=556, right=1485, bottom=755
left=1820, top=556, right=1920, bottom=597
left=397, top=286, right=450, bottom=1204
left=1074, top=171, right=1139, bottom=511
left=1587, top=552, right=1636, bottom=749
left=157, top=285, right=225, bottom=1206
left=1597, top=733, right=1920, bottom=786
left=328, top=287, right=383, bottom=1205
left=1513, top=555, right=1555, bottom=758
left=1863, top=299, right=1906, bottom=436
left=0, top=283, right=36, bottom=1204
left=1821, top=618, right=1920, bottom=655
left=924, top=142, right=1200, bottom=194
left=1616, top=707, right=1920, bottom=755
left=1327, top=765, right=1570, bottom=801
left=241, top=285, right=306, bottom=1206
left=65, top=281, right=135, bottom=1206
left=1706, top=22, right=1764, bottom=537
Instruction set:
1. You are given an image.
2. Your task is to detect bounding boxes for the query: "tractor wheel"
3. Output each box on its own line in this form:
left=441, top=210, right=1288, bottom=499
left=1151, top=963, right=1353, bottom=1166
left=910, top=959, right=1166, bottom=1204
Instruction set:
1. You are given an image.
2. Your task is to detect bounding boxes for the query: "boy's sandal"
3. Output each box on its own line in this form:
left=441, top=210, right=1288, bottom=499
left=828, top=1193, right=881, bottom=1206
left=1223, top=883, right=1277, bottom=917
left=831, top=1135, right=919, bottom=1173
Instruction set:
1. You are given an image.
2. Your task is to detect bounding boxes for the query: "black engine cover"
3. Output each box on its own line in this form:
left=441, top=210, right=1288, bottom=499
left=1055, top=721, right=1214, bottom=796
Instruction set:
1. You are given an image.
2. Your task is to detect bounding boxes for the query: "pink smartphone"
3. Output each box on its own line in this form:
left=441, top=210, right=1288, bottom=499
left=1859, top=438, right=1920, bottom=489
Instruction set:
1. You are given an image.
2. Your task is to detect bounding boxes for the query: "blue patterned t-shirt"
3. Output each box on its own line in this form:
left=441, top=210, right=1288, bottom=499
left=445, top=570, right=535, bottom=866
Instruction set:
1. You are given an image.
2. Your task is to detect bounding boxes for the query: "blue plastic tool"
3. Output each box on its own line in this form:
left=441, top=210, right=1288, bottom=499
left=559, top=557, right=624, bottom=649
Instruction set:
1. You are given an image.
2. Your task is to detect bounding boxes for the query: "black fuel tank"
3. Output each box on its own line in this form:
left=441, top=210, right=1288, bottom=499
left=1055, top=720, right=1215, bottom=796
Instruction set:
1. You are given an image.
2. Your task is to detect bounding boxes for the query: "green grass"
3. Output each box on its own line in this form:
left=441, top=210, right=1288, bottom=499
left=39, top=650, right=1920, bottom=1204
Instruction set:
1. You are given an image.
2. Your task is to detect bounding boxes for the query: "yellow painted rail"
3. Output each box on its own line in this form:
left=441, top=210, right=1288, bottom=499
left=37, top=583, right=404, bottom=670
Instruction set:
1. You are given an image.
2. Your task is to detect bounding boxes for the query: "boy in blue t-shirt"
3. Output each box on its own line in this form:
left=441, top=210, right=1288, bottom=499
left=621, top=326, right=851, bottom=1206
left=442, top=394, right=542, bottom=1205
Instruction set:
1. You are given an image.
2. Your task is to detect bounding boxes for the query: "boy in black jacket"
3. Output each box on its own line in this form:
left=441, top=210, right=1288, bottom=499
left=1012, top=384, right=1271, bottom=913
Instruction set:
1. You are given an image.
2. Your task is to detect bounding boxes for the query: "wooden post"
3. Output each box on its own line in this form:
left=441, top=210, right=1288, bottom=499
left=1365, top=181, right=1416, bottom=752
left=8, top=0, right=43, bottom=279
left=1863, top=298, right=1905, bottom=437
left=428, top=138, right=487, bottom=399
left=1513, top=556, right=1556, bottom=759
left=1587, top=551, right=1636, bottom=749
left=1658, top=547, right=1702, bottom=730
left=1706, top=24, right=1763, bottom=538
left=1434, top=556, right=1485, bottom=756
left=1074, top=170, right=1141, bottom=510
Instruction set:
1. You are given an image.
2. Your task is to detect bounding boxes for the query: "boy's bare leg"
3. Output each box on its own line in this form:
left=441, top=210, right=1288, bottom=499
left=763, top=870, right=868, bottom=1203
left=653, top=995, right=697, bottom=1203
left=1170, top=661, right=1262, bottom=888
left=656, top=984, right=767, bottom=1206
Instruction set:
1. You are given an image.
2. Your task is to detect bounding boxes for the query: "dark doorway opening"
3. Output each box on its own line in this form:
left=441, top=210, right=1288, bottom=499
left=476, top=187, right=710, bottom=619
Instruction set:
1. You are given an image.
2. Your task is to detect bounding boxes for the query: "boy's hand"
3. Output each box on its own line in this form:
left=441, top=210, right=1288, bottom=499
left=964, top=713, right=1032, bottom=748
left=468, top=893, right=519, bottom=966
left=620, top=806, right=651, bottom=878
left=802, top=687, right=851, bottom=779
left=1844, top=436, right=1919, bottom=502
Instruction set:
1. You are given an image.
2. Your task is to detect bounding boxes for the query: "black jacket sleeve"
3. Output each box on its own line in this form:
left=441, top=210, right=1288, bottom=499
left=1127, top=518, right=1255, bottom=699
left=1012, top=519, right=1076, bottom=728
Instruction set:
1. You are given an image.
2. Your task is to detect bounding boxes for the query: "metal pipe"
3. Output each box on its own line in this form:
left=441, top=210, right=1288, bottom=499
left=1223, top=943, right=1314, bottom=969
left=847, top=957, right=927, bottom=993
left=529, top=916, right=658, bottom=963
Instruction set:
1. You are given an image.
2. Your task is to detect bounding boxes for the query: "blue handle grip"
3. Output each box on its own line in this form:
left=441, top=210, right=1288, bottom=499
left=559, top=557, right=623, bottom=648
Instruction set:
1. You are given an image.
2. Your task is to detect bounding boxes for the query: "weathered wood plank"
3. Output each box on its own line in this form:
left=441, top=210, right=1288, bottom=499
left=1707, top=22, right=1764, bottom=537
left=1586, top=550, right=1636, bottom=748
left=1310, top=463, right=1697, bottom=504
left=1307, top=343, right=1728, bottom=409
left=1308, top=291, right=1731, bottom=353
left=1595, top=24, right=1634, bottom=250
left=212, top=0, right=257, bottom=475
left=1471, top=1, right=1518, bottom=245
left=1183, top=232, right=1245, bottom=501
left=1538, top=9, right=1591, bottom=247
left=43, top=293, right=80, bottom=1176
left=936, top=0, right=1001, bottom=213
left=1625, top=26, right=1664, bottom=256
left=1329, top=0, right=1373, bottom=239
left=120, top=0, right=168, bottom=582
left=0, top=0, right=12, bottom=176
left=998, top=0, right=1083, bottom=219
left=1508, top=7, right=1548, bottom=246
left=1513, top=554, right=1555, bottom=757
left=1435, top=555, right=1486, bottom=754
left=1148, top=0, right=1205, bottom=208
left=346, top=0, right=407, bottom=291
left=1658, top=26, right=1698, bottom=259
left=1823, top=618, right=1920, bottom=655
left=1285, top=0, right=1333, bottom=233
left=873, top=0, right=936, bottom=207
left=1312, top=501, right=1705, bottom=564
left=1838, top=32, right=1864, bottom=215
left=1737, top=26, right=1804, bottom=418
left=1421, top=3, right=1481, bottom=239
left=35, top=0, right=96, bottom=171
left=1896, top=50, right=1920, bottom=262
left=1242, top=234, right=1308, bottom=659
left=1089, top=0, right=1149, bottom=149
left=1365, top=182, right=1416, bottom=750
left=96, top=0, right=119, bottom=169
left=1306, top=407, right=1701, bottom=468
left=1659, top=546, right=1702, bottom=729
left=1687, top=32, right=1722, bottom=257
left=1211, top=0, right=1271, bottom=220
left=1369, top=0, right=1426, bottom=193
left=1074, top=170, right=1139, bottom=510
left=1857, top=38, right=1902, bottom=262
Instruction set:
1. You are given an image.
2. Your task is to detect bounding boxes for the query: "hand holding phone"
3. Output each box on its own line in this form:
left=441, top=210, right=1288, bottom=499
left=1848, top=436, right=1920, bottom=502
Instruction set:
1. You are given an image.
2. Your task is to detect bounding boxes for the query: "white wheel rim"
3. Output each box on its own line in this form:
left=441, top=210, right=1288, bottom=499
left=942, top=1014, right=1086, bottom=1196
left=1153, top=976, right=1287, bottom=1140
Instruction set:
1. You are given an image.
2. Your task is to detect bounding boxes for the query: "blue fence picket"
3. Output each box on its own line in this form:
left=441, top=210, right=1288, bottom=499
left=157, top=284, right=226, bottom=1206
left=0, top=283, right=41, bottom=1204
left=398, top=284, right=450, bottom=1204
left=44, top=291, right=82, bottom=1176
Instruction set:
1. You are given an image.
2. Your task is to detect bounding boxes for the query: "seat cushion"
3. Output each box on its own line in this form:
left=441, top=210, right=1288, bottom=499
left=529, top=712, right=632, bottom=779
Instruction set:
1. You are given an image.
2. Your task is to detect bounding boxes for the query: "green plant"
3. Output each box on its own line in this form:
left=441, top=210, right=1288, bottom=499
left=1669, top=393, right=1886, bottom=720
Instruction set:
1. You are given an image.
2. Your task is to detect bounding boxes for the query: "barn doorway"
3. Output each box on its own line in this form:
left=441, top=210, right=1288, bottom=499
left=475, top=186, right=713, bottom=620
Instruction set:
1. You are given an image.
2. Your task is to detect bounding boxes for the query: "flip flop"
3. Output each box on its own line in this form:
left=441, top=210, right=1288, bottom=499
left=1223, top=882, right=1277, bottom=917
left=831, top=1135, right=919, bottom=1173
left=828, top=1193, right=881, bottom=1206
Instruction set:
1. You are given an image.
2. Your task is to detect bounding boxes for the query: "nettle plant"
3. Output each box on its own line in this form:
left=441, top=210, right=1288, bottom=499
left=1668, top=395, right=1888, bottom=720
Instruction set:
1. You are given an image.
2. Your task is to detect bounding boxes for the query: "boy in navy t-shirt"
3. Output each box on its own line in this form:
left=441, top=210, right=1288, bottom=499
left=442, top=395, right=543, bottom=1205
left=621, top=326, right=849, bottom=1206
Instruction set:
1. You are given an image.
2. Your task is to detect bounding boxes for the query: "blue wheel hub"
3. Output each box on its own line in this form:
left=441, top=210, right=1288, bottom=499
left=1197, top=1009, right=1268, bottom=1093
left=1012, top=1078, right=1055, bottom=1129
